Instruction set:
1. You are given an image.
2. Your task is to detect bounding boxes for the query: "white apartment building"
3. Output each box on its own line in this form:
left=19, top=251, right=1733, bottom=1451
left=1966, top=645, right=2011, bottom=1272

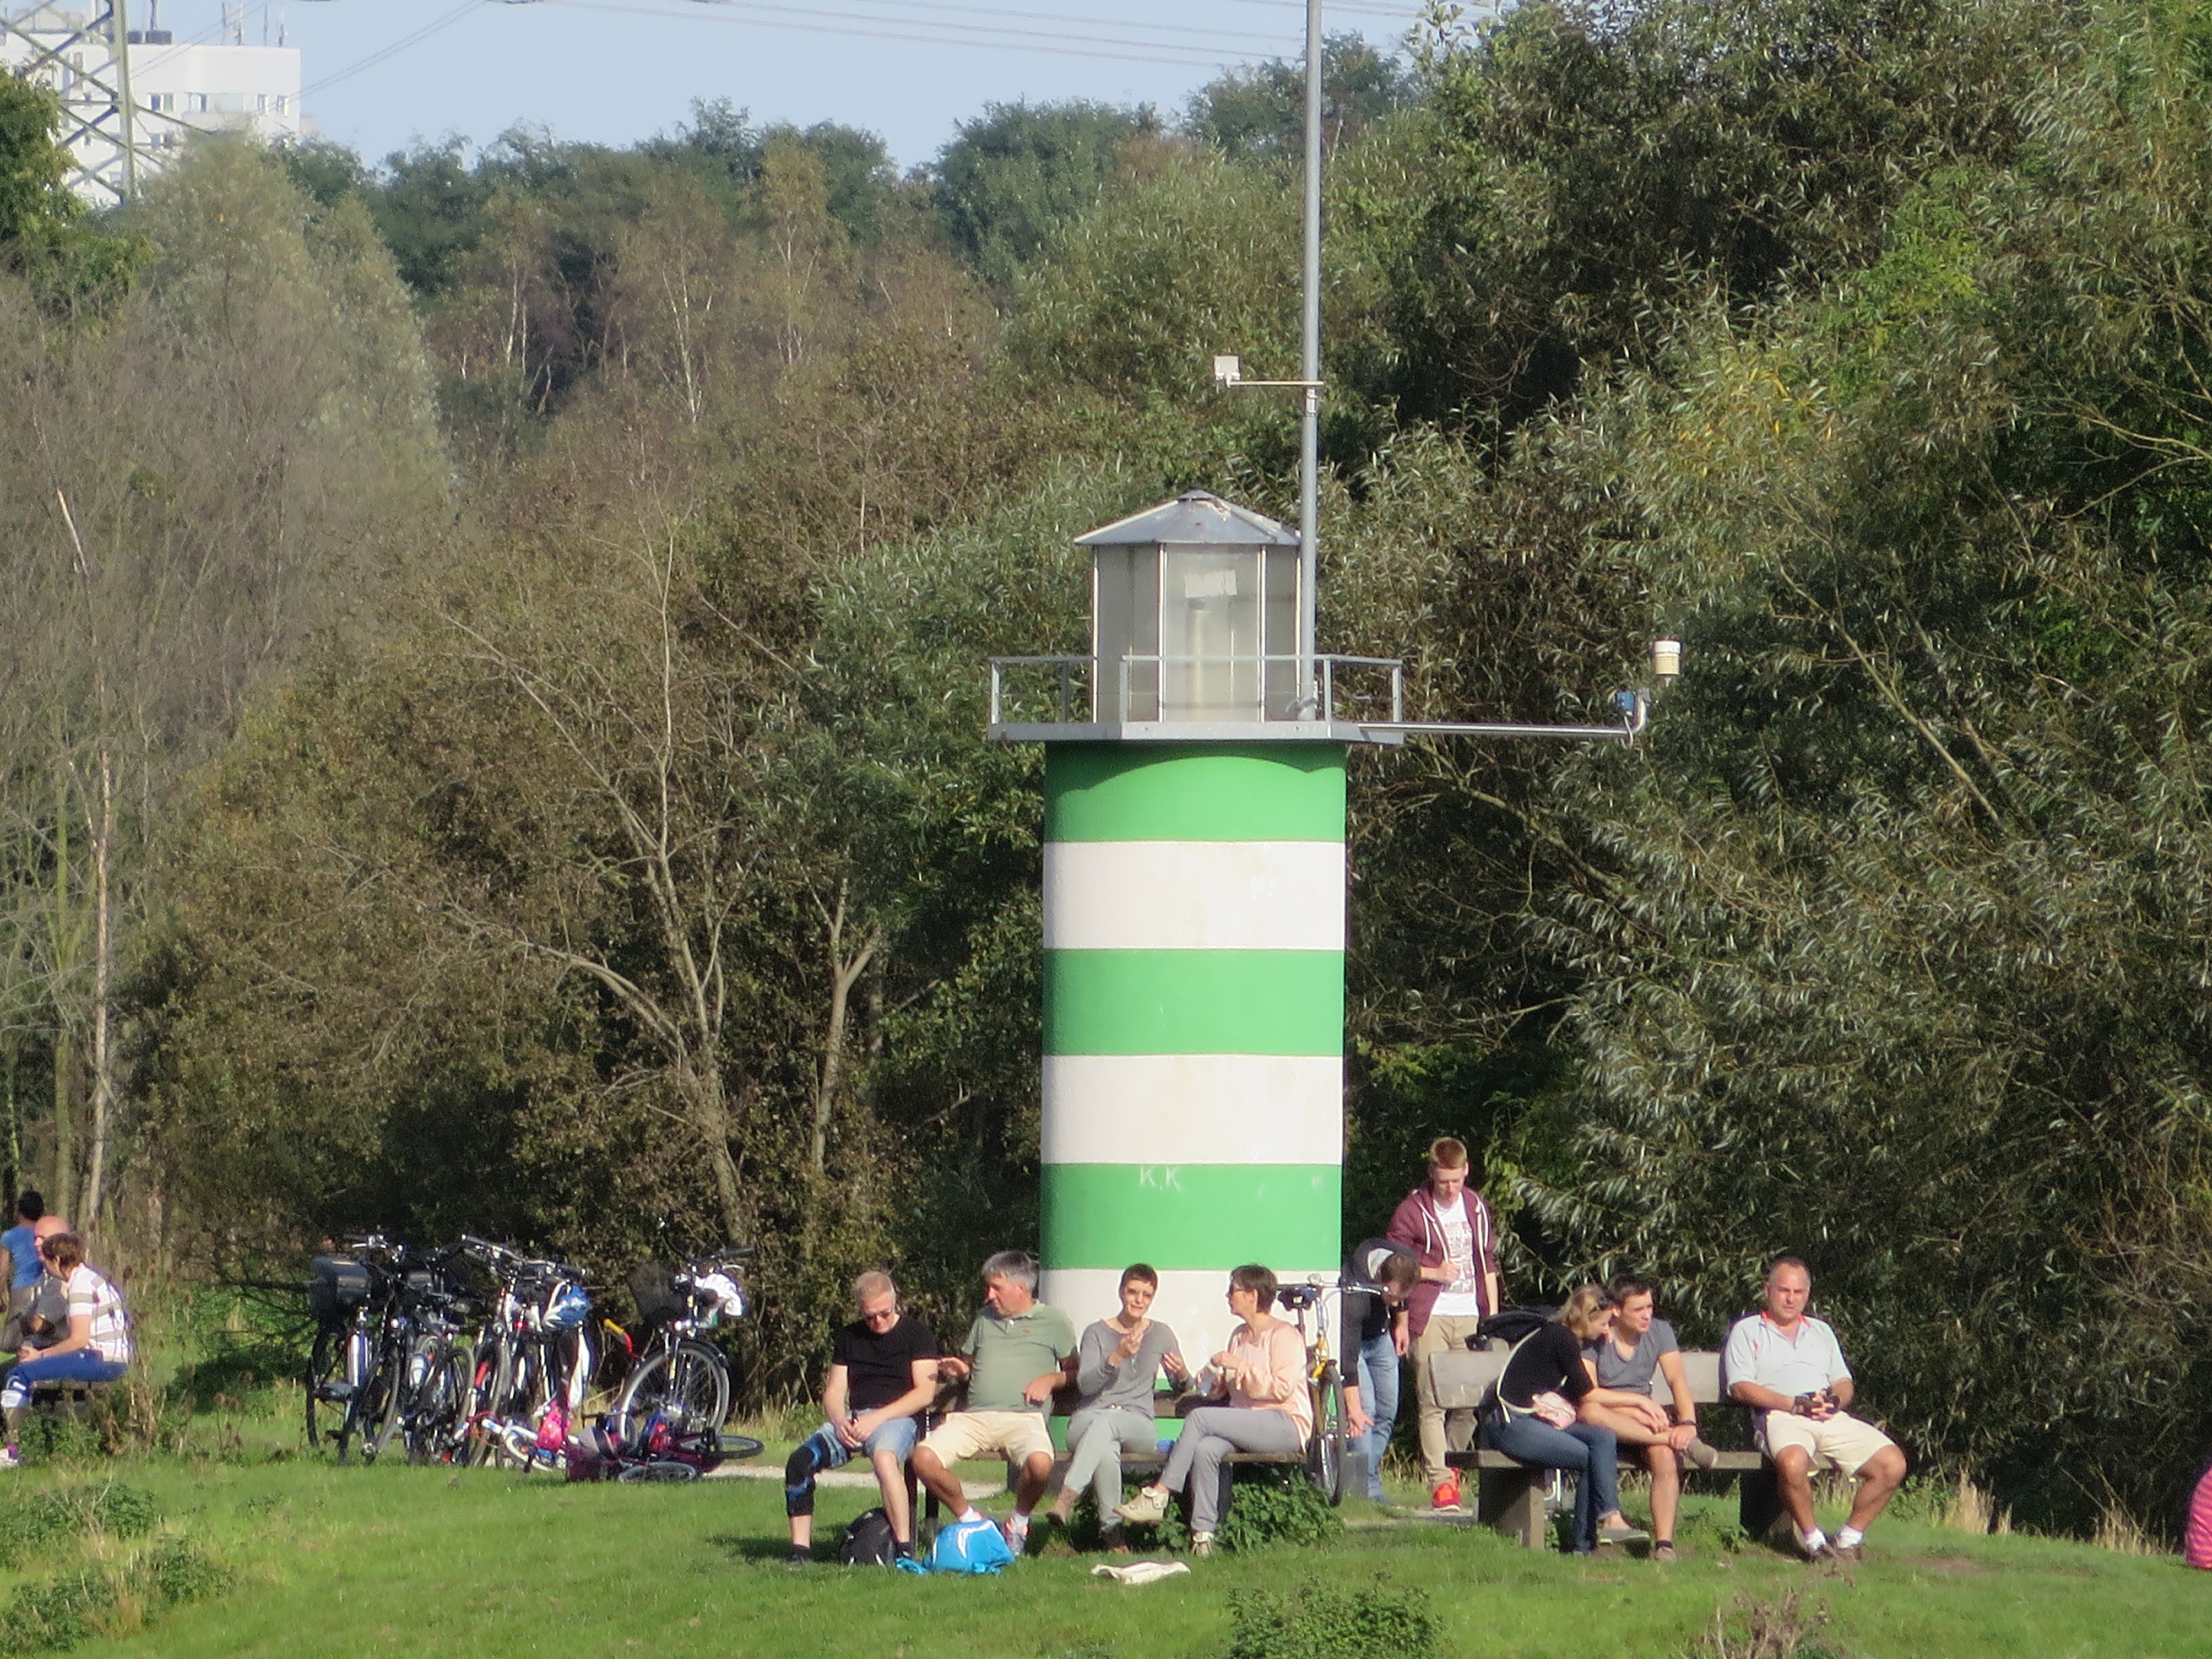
left=2, top=3, right=304, bottom=205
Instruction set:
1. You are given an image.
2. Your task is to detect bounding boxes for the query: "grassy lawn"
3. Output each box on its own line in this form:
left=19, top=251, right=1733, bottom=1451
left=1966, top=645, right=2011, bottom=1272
left=1, top=1426, right=2200, bottom=1659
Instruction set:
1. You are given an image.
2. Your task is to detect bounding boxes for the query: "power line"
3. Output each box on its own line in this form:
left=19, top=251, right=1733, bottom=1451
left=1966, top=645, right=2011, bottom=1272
left=547, top=0, right=1246, bottom=67
left=301, top=0, right=484, bottom=97
left=803, top=0, right=1287, bottom=50
left=293, top=0, right=1433, bottom=109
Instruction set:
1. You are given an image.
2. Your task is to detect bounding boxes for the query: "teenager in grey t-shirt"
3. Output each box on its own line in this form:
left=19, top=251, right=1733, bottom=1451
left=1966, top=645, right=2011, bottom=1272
left=1583, top=1314, right=1679, bottom=1394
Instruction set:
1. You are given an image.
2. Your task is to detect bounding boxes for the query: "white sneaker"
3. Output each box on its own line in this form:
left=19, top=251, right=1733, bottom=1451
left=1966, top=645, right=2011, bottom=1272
left=0, top=1447, right=20, bottom=1470
left=1113, top=1487, right=1170, bottom=1526
left=1190, top=1532, right=1215, bottom=1558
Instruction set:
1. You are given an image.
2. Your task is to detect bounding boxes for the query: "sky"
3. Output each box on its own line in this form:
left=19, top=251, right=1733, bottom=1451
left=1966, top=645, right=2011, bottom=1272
left=143, top=0, right=1433, bottom=172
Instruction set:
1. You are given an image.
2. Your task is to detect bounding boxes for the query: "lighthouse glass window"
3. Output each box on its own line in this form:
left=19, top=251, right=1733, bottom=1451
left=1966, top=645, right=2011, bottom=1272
left=1092, top=542, right=1300, bottom=722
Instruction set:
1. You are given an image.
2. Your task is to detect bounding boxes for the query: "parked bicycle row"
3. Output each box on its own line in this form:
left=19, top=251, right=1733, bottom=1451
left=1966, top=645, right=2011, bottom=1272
left=305, top=1232, right=760, bottom=1477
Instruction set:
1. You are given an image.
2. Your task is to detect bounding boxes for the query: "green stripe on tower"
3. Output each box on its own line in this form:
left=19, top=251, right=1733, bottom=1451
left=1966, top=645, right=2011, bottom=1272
left=1043, top=1163, right=1343, bottom=1270
left=1043, top=950, right=1344, bottom=1056
left=1045, top=744, right=1345, bottom=843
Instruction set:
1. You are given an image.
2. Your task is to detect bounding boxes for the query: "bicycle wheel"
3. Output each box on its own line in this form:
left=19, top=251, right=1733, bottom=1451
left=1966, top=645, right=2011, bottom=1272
left=335, top=1326, right=380, bottom=1465
left=460, top=1334, right=510, bottom=1466
left=413, top=1340, right=474, bottom=1465
left=353, top=1333, right=403, bottom=1465
left=305, top=1325, right=347, bottom=1452
left=1307, top=1361, right=1347, bottom=1507
left=611, top=1339, right=730, bottom=1441
left=492, top=1338, right=561, bottom=1470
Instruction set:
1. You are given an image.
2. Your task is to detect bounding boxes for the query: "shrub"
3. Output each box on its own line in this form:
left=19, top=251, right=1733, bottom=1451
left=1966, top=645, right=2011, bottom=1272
left=1222, top=1580, right=1437, bottom=1659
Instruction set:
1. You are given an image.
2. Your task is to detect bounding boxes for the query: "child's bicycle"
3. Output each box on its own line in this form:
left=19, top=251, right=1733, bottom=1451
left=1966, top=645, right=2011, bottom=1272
left=1272, top=1280, right=1348, bottom=1506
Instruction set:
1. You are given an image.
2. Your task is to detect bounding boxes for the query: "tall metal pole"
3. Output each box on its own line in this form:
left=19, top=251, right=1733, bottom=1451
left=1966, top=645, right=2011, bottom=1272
left=1297, top=0, right=1322, bottom=718
left=112, top=0, right=140, bottom=200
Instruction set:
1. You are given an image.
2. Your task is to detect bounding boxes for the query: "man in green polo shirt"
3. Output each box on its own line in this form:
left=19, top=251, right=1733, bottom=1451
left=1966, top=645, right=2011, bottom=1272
left=911, top=1250, right=1079, bottom=1551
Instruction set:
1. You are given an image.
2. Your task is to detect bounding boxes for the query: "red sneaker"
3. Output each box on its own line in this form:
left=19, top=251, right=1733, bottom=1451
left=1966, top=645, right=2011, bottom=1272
left=1430, top=1478, right=1464, bottom=1514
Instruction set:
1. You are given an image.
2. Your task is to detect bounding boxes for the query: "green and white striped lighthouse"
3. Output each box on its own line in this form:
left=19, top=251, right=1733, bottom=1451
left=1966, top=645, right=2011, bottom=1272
left=990, top=491, right=1402, bottom=1359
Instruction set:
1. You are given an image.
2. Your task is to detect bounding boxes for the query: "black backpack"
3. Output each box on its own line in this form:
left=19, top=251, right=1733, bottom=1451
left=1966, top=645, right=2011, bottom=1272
left=839, top=1507, right=898, bottom=1567
left=1473, top=1307, right=1554, bottom=1348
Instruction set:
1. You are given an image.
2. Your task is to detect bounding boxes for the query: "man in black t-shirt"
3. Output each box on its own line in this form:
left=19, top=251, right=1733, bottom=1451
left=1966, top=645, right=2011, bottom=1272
left=1340, top=1238, right=1418, bottom=1502
left=785, top=1271, right=940, bottom=1564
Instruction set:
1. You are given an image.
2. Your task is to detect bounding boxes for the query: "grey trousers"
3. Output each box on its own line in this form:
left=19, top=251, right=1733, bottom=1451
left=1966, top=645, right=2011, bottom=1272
left=1063, top=1405, right=1157, bottom=1521
left=1159, top=1406, right=1305, bottom=1535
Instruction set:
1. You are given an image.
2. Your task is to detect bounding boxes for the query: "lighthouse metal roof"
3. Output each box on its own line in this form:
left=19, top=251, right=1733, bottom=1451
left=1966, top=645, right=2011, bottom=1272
left=1075, top=490, right=1300, bottom=549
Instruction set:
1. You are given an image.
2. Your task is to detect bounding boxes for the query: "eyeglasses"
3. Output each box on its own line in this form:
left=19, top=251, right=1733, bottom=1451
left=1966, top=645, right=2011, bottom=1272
left=862, top=1307, right=900, bottom=1324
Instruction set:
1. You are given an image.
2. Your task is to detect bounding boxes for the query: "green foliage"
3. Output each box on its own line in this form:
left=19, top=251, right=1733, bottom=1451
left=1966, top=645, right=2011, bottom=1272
left=0, top=1532, right=228, bottom=1654
left=1222, top=1579, right=1436, bottom=1659
left=933, top=99, right=1160, bottom=290
left=0, top=1482, right=161, bottom=1568
left=1186, top=35, right=1411, bottom=161
left=0, top=72, right=75, bottom=245
left=1212, top=1465, right=1343, bottom=1553
left=0, top=72, right=141, bottom=307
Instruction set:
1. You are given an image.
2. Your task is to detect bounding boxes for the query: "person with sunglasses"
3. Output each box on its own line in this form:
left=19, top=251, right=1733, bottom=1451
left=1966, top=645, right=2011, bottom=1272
left=784, top=1270, right=940, bottom=1565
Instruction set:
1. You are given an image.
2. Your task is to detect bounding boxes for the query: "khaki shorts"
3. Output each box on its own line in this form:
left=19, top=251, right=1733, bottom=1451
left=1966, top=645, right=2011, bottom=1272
left=920, top=1410, right=1053, bottom=1467
left=1756, top=1409, right=1896, bottom=1476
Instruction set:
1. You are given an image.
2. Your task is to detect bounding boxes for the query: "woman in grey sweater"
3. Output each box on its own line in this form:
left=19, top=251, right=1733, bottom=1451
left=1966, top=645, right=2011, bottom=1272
left=1044, top=1264, right=1187, bottom=1547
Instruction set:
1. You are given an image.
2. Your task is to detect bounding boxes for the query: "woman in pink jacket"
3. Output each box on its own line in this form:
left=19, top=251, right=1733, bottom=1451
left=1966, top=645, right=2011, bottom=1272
left=1113, top=1264, right=1311, bottom=1556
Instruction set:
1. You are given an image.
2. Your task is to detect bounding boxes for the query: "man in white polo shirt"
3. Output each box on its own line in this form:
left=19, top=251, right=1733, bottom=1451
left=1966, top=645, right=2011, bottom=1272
left=1723, top=1256, right=1907, bottom=1562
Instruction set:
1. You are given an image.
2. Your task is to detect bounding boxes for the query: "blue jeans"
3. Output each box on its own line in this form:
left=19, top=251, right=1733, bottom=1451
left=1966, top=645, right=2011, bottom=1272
left=1353, top=1330, right=1400, bottom=1501
left=783, top=1417, right=918, bottom=1517
left=1479, top=1411, right=1619, bottom=1552
left=1, top=1350, right=128, bottom=1412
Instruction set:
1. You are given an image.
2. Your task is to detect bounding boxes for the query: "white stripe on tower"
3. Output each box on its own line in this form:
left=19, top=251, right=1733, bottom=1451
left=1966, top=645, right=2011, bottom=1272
left=1041, top=1055, right=1340, bottom=1166
left=1043, top=840, right=1346, bottom=952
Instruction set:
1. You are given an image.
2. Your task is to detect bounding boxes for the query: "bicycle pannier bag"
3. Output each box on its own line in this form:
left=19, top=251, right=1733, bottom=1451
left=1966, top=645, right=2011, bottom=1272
left=839, top=1507, right=898, bottom=1567
left=308, top=1256, right=372, bottom=1324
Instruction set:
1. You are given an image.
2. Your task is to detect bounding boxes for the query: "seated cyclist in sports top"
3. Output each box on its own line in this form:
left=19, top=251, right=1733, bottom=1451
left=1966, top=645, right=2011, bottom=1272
left=785, top=1271, right=939, bottom=1565
left=0, top=1232, right=131, bottom=1470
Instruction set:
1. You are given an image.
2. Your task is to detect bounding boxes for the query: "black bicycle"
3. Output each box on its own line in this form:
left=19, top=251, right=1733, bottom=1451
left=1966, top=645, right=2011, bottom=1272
left=306, top=1233, right=404, bottom=1464
left=607, top=1247, right=755, bottom=1452
left=374, top=1245, right=479, bottom=1464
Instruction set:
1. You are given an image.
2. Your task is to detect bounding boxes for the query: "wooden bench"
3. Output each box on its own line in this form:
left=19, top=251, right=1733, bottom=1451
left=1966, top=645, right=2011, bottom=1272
left=1430, top=1347, right=1825, bottom=1547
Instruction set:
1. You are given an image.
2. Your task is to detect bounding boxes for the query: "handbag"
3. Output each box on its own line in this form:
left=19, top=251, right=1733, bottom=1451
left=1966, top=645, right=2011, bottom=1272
left=1526, top=1391, right=1577, bottom=1429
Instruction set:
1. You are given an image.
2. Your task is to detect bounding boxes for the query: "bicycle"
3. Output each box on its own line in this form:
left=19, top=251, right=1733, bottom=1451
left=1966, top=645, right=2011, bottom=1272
left=457, top=1235, right=598, bottom=1472
left=1274, top=1280, right=1349, bottom=1507
left=604, top=1247, right=759, bottom=1457
left=305, top=1233, right=405, bottom=1464
left=374, top=1245, right=479, bottom=1465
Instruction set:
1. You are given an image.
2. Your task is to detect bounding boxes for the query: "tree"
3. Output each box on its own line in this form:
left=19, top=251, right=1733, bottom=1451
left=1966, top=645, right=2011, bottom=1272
left=933, top=100, right=1160, bottom=291
left=1186, top=34, right=1411, bottom=161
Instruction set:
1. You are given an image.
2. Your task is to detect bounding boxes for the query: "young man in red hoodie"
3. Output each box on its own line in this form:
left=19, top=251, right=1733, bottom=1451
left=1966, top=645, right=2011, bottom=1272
left=1385, top=1136, right=1501, bottom=1514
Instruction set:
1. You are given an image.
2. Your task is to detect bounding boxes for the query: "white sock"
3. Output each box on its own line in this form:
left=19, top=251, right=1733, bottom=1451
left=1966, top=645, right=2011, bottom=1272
left=1006, top=1511, right=1031, bottom=1538
left=1837, top=1525, right=1864, bottom=1549
left=1799, top=1527, right=1828, bottom=1553
left=958, top=1506, right=983, bottom=1524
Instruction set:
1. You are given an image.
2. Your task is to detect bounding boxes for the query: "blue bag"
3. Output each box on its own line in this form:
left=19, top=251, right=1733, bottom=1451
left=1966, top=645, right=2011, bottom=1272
left=926, top=1517, right=1016, bottom=1574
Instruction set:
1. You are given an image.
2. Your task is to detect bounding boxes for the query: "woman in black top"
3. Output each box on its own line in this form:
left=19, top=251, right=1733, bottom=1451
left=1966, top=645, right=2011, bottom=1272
left=1479, top=1286, right=1651, bottom=1552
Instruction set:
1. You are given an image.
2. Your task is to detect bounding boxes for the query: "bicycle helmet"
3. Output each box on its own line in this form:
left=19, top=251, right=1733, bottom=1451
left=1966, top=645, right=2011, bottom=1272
left=693, top=1271, right=745, bottom=1321
left=543, top=1284, right=593, bottom=1331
